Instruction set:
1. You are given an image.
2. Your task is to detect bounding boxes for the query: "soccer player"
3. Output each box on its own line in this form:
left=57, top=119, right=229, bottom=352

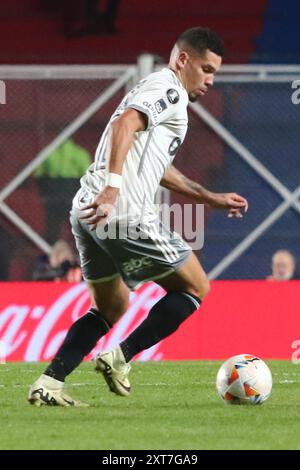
left=29, top=27, right=248, bottom=406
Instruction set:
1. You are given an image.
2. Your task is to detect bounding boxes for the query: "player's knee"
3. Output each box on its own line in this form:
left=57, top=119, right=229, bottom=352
left=191, top=277, right=210, bottom=300
left=112, top=296, right=129, bottom=319
left=199, top=277, right=210, bottom=299
left=94, top=295, right=129, bottom=325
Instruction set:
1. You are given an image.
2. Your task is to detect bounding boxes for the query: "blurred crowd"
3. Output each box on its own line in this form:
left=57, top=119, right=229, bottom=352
left=33, top=240, right=82, bottom=282
left=266, top=249, right=298, bottom=281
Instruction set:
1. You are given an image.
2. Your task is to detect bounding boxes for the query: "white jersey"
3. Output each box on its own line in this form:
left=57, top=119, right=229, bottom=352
left=75, top=68, right=189, bottom=224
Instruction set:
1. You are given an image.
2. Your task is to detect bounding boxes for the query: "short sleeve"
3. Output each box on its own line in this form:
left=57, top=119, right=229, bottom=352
left=125, top=81, right=185, bottom=130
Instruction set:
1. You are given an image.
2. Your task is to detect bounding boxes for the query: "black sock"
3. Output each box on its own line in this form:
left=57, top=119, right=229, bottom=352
left=44, top=308, right=111, bottom=381
left=120, top=291, right=201, bottom=362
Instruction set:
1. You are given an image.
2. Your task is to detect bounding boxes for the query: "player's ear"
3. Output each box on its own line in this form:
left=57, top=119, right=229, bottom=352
left=176, top=50, right=189, bottom=70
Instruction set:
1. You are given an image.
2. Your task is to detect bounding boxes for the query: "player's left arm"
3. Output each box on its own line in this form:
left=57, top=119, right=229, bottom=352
left=160, top=165, right=248, bottom=218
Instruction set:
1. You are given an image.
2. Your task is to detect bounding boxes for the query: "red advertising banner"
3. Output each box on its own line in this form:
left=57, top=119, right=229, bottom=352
left=0, top=281, right=299, bottom=361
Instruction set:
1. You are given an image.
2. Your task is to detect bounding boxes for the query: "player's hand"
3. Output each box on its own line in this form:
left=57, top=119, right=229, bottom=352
left=79, top=186, right=119, bottom=230
left=209, top=192, right=248, bottom=218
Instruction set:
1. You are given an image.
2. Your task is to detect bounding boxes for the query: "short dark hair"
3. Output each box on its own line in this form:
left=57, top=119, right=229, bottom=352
left=176, top=27, right=224, bottom=57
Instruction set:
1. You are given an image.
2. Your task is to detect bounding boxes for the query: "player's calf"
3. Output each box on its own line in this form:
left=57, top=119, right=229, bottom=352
left=119, top=291, right=201, bottom=364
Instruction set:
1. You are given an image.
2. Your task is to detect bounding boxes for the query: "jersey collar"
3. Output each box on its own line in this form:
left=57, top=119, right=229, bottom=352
left=165, top=67, right=186, bottom=92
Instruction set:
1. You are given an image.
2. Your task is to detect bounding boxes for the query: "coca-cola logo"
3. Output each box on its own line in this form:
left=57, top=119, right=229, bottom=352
left=0, top=340, right=6, bottom=363
left=0, top=283, right=164, bottom=362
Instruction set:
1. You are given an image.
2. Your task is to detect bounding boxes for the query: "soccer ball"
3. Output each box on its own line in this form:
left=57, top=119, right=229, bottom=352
left=216, top=354, right=272, bottom=405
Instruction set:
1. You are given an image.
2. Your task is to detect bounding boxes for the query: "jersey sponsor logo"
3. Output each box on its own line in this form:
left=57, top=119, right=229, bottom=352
left=166, top=88, right=180, bottom=104
left=143, top=101, right=152, bottom=108
left=168, top=137, right=181, bottom=156
left=122, top=257, right=154, bottom=275
left=143, top=101, right=159, bottom=125
left=154, top=99, right=167, bottom=114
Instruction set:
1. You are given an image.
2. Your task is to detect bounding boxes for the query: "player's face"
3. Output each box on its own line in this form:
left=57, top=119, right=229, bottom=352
left=181, top=49, right=222, bottom=101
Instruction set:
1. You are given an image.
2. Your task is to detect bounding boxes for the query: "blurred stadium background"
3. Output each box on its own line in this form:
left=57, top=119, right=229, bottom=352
left=0, top=0, right=299, bottom=281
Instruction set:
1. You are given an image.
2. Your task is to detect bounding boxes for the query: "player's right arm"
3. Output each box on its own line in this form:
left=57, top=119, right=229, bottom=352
left=108, top=108, right=147, bottom=175
left=80, top=108, right=147, bottom=229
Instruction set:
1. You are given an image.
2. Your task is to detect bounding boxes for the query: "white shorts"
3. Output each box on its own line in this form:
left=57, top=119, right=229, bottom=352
left=70, top=206, right=191, bottom=290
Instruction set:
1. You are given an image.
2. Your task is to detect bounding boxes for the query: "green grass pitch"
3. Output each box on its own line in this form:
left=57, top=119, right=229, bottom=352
left=0, top=361, right=299, bottom=450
